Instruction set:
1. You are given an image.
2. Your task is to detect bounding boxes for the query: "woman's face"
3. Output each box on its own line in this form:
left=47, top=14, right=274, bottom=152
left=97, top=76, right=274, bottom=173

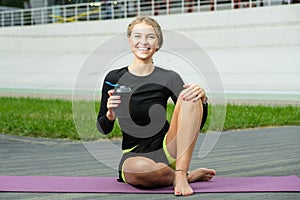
left=128, top=22, right=160, bottom=62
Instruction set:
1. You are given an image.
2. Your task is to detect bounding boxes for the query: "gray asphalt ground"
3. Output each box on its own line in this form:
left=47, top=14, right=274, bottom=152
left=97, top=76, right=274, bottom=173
left=0, top=126, right=299, bottom=200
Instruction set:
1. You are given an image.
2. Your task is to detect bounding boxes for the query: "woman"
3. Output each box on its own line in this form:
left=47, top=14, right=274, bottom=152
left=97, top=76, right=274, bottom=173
left=97, top=16, right=216, bottom=196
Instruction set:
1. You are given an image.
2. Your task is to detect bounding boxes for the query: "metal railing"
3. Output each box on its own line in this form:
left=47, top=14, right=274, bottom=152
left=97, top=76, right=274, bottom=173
left=0, top=0, right=295, bottom=27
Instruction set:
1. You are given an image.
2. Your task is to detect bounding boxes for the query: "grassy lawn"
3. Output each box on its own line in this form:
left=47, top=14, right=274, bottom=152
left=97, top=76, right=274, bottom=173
left=0, top=97, right=299, bottom=141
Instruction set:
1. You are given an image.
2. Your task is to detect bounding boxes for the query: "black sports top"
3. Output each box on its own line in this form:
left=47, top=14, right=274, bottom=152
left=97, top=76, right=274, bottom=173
left=97, top=66, right=207, bottom=150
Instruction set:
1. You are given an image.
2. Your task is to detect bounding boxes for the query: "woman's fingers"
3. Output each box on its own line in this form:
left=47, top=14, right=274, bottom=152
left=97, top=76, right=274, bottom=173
left=107, top=91, right=121, bottom=109
left=106, top=89, right=119, bottom=121
left=181, top=84, right=206, bottom=102
left=108, top=89, right=114, bottom=96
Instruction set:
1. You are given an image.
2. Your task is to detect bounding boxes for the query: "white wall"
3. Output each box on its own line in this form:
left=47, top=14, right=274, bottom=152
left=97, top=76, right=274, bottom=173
left=1, top=5, right=299, bottom=52
left=0, top=5, right=299, bottom=102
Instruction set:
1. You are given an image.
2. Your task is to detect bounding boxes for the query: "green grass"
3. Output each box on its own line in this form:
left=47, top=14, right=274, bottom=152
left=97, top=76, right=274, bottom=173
left=0, top=97, right=299, bottom=141
left=0, top=97, right=78, bottom=140
left=222, top=104, right=300, bottom=130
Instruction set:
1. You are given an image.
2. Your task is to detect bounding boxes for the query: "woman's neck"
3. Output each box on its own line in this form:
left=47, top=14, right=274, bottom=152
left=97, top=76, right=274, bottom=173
left=128, top=59, right=154, bottom=76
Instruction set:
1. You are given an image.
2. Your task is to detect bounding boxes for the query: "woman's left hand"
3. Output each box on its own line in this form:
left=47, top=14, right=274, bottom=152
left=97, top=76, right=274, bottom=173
left=181, top=83, right=207, bottom=103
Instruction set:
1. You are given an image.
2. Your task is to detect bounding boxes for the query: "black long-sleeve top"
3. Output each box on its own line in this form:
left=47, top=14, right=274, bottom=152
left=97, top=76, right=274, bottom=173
left=97, top=66, right=207, bottom=150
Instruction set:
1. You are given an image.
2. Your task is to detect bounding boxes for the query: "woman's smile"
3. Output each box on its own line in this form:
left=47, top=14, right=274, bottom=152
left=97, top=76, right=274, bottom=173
left=128, top=22, right=159, bottom=62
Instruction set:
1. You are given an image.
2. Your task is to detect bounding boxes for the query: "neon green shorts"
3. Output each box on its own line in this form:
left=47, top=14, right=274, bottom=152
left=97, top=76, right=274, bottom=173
left=120, top=134, right=176, bottom=183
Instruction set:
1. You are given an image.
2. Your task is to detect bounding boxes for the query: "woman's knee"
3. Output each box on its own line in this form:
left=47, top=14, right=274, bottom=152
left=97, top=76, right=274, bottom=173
left=123, top=158, right=172, bottom=186
left=177, top=92, right=203, bottom=112
left=122, top=158, right=147, bottom=185
left=127, top=167, right=173, bottom=187
left=123, top=157, right=151, bottom=173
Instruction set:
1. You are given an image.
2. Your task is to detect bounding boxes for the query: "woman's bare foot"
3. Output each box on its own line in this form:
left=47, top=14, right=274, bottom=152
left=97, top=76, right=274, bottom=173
left=173, top=170, right=194, bottom=196
left=173, top=168, right=216, bottom=196
left=188, top=168, right=216, bottom=183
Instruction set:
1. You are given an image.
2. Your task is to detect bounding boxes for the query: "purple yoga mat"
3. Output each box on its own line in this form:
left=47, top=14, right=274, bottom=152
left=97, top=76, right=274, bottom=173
left=0, top=175, right=300, bottom=194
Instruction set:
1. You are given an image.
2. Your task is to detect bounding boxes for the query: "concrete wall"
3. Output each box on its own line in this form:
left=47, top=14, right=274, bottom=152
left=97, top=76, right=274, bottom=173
left=1, top=5, right=299, bottom=52
left=0, top=5, right=299, bottom=102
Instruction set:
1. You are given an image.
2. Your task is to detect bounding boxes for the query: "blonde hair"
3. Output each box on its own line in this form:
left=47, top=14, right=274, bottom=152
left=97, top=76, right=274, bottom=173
left=127, top=16, right=163, bottom=50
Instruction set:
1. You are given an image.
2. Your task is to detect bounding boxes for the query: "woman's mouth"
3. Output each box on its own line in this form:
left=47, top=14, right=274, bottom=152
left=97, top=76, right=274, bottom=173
left=137, top=47, right=150, bottom=51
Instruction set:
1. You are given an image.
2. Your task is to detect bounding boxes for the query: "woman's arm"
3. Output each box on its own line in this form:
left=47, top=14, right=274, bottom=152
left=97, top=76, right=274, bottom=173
left=96, top=77, right=116, bottom=135
left=200, top=101, right=208, bottom=129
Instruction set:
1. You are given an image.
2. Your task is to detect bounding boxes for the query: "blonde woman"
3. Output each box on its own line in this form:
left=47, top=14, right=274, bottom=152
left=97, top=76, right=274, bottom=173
left=97, top=16, right=215, bottom=196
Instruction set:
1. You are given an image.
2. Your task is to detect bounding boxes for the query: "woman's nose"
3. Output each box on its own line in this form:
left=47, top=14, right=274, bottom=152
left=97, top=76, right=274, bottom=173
left=140, top=36, right=147, bottom=44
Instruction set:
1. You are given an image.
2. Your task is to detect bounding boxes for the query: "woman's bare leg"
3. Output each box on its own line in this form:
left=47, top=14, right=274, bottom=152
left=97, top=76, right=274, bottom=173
left=122, top=93, right=215, bottom=194
left=166, top=96, right=216, bottom=196
left=122, top=157, right=215, bottom=189
left=122, top=156, right=174, bottom=187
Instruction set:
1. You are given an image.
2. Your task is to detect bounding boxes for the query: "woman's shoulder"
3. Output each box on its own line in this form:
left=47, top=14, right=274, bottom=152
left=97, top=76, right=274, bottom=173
left=105, top=66, right=128, bottom=80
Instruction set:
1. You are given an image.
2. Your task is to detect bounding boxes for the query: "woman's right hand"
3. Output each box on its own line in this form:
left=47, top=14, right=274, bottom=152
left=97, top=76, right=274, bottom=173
left=106, top=89, right=121, bottom=121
